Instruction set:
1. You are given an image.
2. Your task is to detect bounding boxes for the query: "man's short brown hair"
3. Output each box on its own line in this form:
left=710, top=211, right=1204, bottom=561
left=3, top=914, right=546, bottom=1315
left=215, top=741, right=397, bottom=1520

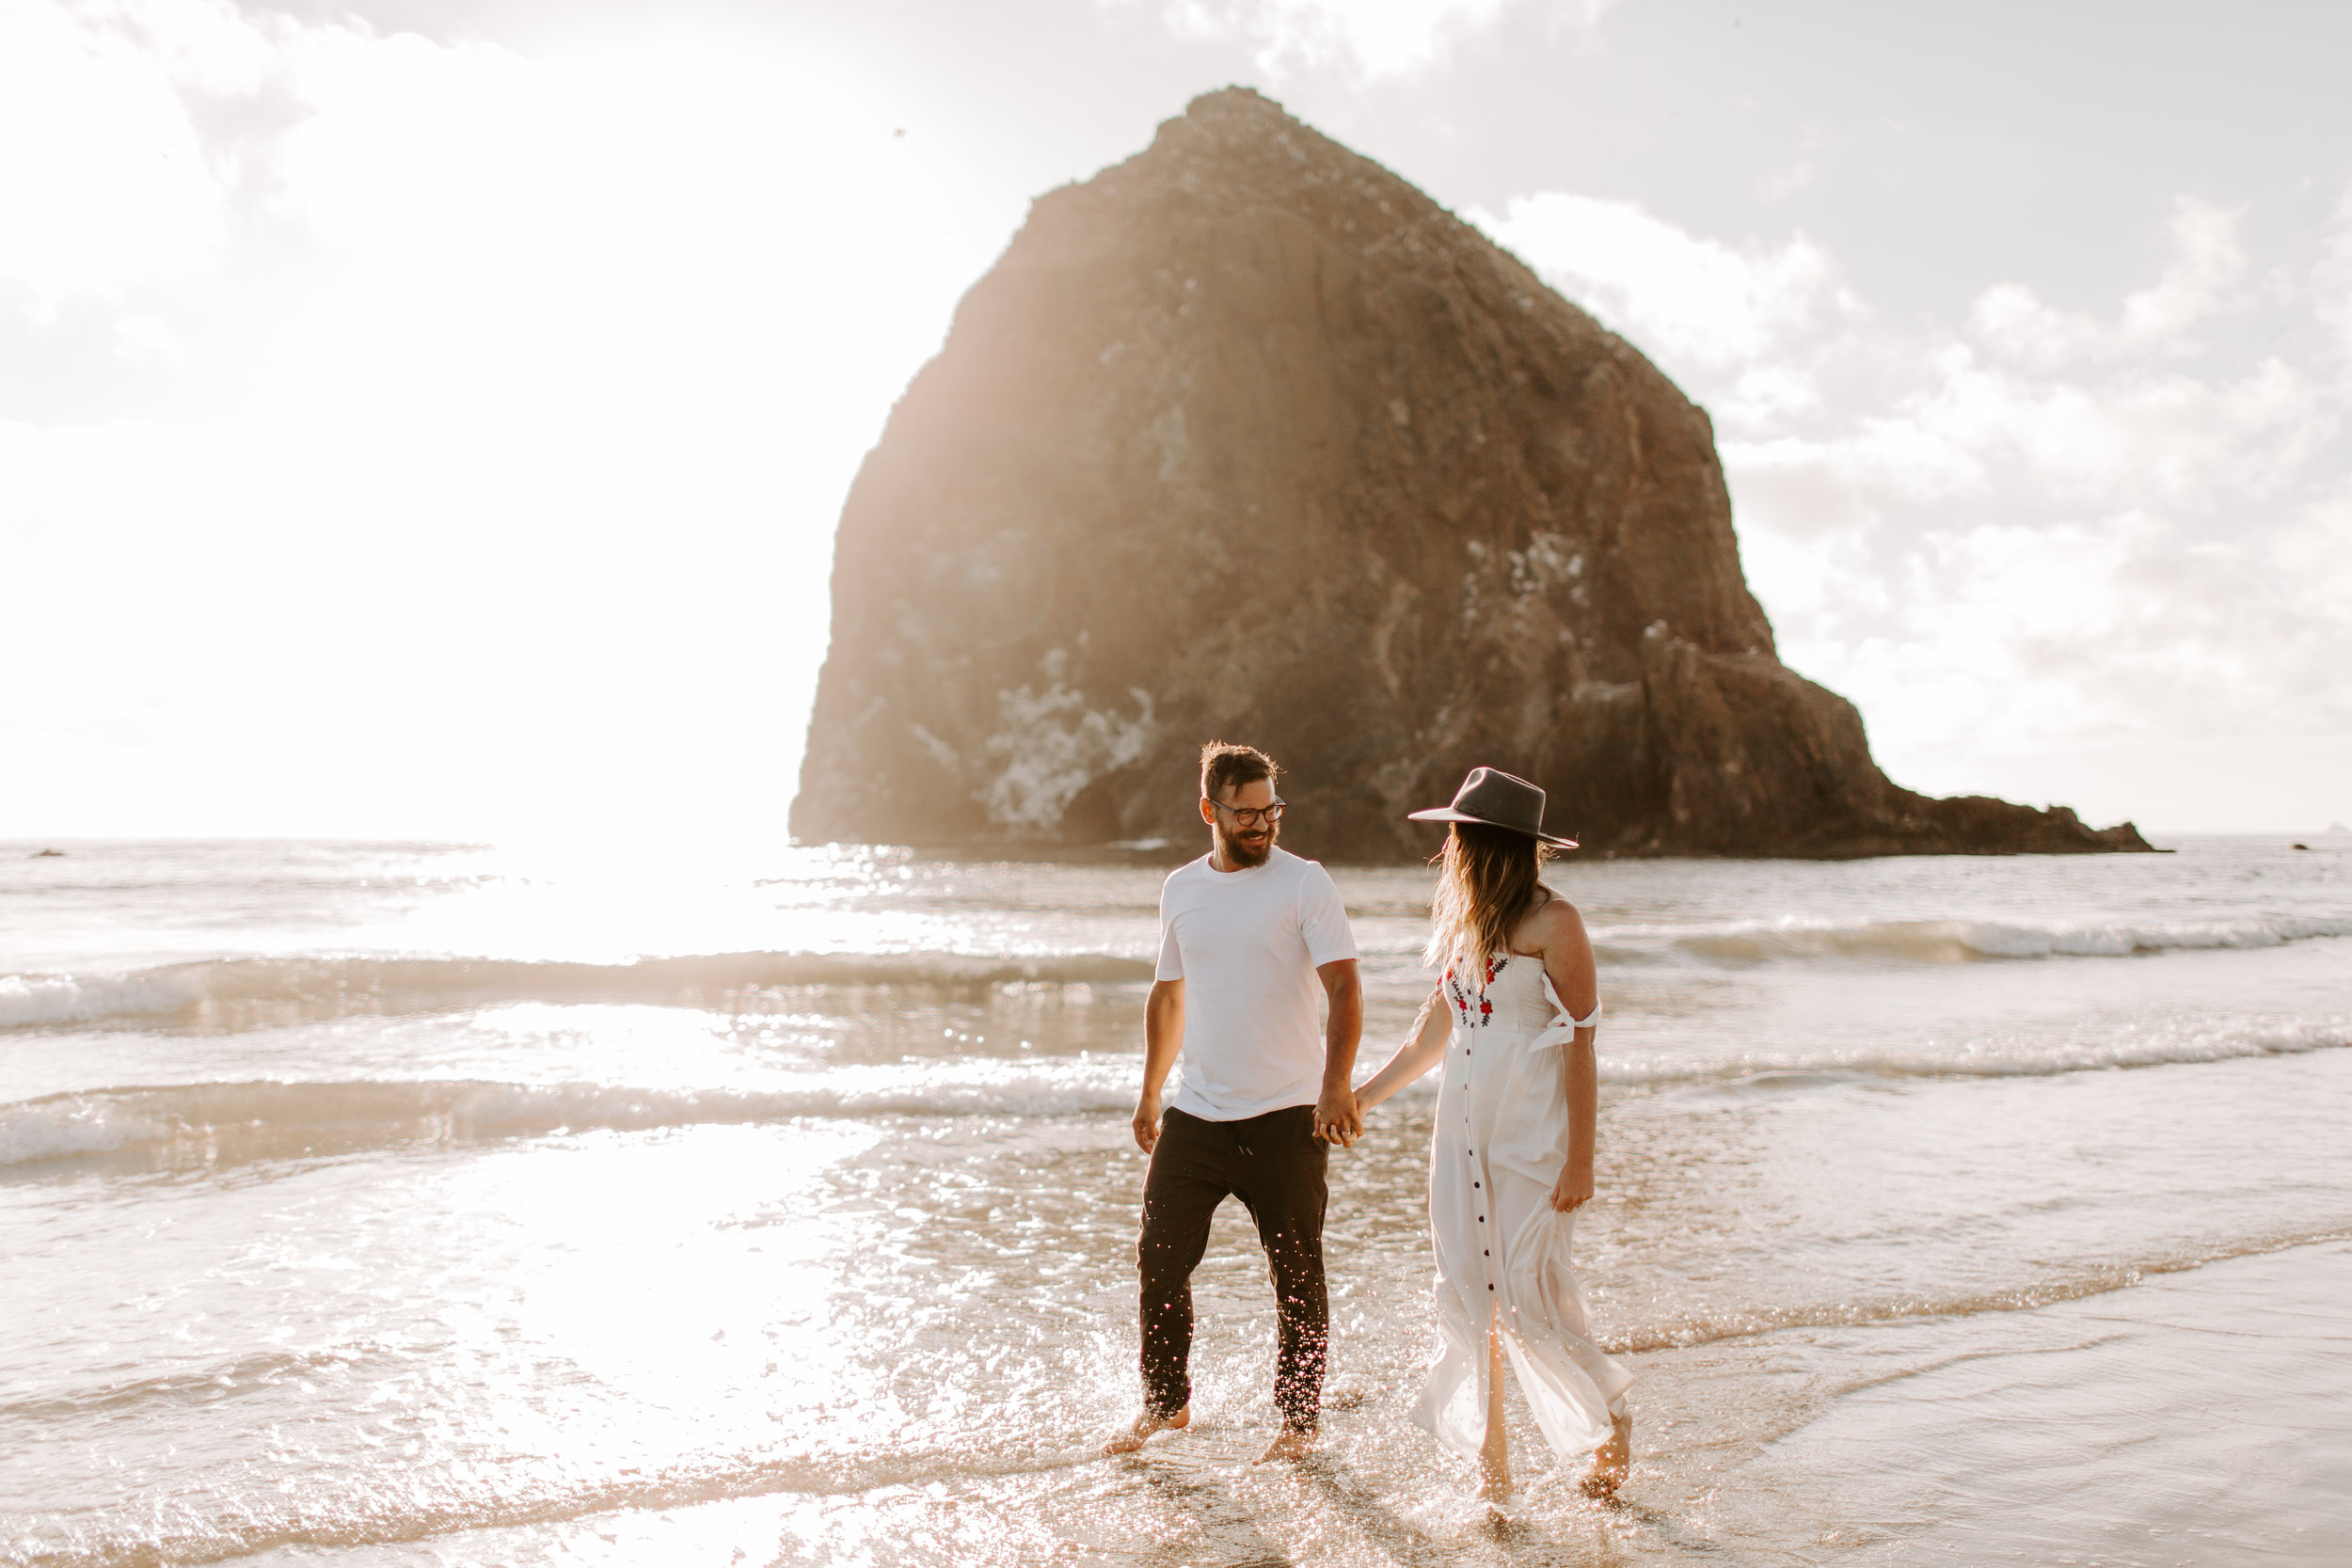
left=1200, top=741, right=1279, bottom=804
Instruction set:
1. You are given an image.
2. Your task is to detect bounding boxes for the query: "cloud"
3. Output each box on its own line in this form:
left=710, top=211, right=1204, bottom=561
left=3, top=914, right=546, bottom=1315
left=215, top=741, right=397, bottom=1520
left=1477, top=193, right=1853, bottom=370
left=1970, top=196, right=2253, bottom=371
left=1478, top=181, right=2352, bottom=827
left=0, top=0, right=252, bottom=310
left=2117, top=196, right=2252, bottom=347
left=1109, top=0, right=1616, bottom=81
left=2316, top=183, right=2352, bottom=373
left=1754, top=128, right=1823, bottom=206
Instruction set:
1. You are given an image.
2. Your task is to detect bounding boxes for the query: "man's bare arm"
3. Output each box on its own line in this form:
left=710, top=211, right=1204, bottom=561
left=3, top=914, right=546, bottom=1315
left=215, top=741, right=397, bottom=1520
left=1313, top=958, right=1364, bottom=1146
left=1133, top=978, right=1184, bottom=1153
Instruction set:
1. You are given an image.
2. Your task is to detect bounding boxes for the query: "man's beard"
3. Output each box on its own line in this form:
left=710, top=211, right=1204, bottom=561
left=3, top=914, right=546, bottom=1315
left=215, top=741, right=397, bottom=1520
left=1218, top=819, right=1278, bottom=868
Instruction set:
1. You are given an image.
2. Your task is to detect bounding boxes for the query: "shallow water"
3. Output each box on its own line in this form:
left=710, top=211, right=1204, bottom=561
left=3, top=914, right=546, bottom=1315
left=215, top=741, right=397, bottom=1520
left=3, top=834, right=2348, bottom=1564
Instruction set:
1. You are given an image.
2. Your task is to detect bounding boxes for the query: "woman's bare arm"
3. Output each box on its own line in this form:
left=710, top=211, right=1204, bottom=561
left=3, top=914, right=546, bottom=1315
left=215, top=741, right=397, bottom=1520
left=1352, top=985, right=1451, bottom=1111
left=1528, top=895, right=1601, bottom=1212
left=1528, top=893, right=1598, bottom=1021
left=1554, top=1030, right=1599, bottom=1212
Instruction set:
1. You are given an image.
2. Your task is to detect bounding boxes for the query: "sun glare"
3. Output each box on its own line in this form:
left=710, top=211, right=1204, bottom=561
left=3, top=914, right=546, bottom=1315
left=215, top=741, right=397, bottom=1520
left=2, top=11, right=1021, bottom=841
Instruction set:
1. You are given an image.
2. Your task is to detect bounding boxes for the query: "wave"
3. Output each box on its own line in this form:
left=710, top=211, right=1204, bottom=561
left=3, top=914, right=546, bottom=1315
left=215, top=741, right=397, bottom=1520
left=1609, top=1015, right=2352, bottom=1086
left=0, top=1436, right=1089, bottom=1568
left=8, top=911, right=2346, bottom=1035
left=0, top=1064, right=1145, bottom=1171
left=1602, top=1223, right=2352, bottom=1354
left=0, top=951, right=1158, bottom=1032
left=0, top=1349, right=363, bottom=1424
left=1596, top=912, right=2352, bottom=968
left=12, top=1011, right=2348, bottom=1176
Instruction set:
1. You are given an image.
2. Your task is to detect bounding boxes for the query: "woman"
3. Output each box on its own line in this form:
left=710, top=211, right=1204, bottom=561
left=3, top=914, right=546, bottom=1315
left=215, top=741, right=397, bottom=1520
left=1355, top=767, right=1632, bottom=1503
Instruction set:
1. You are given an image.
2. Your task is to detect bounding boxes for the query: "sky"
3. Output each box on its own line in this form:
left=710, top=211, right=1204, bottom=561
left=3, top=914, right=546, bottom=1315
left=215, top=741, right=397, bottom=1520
left=4, top=0, right=2347, bottom=843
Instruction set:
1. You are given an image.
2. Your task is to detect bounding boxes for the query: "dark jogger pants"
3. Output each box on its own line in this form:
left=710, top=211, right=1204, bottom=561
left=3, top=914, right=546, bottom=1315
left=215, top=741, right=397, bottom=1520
left=1137, top=1103, right=1329, bottom=1433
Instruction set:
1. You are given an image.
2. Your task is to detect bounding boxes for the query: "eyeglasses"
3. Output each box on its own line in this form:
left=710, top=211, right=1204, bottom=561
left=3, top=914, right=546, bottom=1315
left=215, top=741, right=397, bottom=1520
left=1206, top=798, right=1286, bottom=828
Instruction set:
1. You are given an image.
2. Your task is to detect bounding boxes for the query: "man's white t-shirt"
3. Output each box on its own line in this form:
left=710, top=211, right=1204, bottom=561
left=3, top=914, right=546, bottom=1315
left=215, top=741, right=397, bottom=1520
left=1154, top=847, right=1359, bottom=1121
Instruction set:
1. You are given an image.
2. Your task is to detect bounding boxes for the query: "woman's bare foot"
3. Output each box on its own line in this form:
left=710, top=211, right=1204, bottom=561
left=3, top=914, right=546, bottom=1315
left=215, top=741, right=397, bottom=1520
left=1104, top=1403, right=1189, bottom=1455
left=1579, top=1407, right=1632, bottom=1497
left=1254, top=1427, right=1314, bottom=1464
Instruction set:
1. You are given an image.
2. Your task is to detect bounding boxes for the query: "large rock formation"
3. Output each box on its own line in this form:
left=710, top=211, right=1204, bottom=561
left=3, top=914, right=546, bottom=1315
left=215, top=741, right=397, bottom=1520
left=791, top=88, right=2150, bottom=861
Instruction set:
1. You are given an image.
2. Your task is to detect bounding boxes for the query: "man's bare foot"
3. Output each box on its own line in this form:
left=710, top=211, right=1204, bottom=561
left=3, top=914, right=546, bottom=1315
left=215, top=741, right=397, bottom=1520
left=1579, top=1408, right=1632, bottom=1497
left=1254, top=1427, right=1314, bottom=1464
left=1104, top=1403, right=1188, bottom=1455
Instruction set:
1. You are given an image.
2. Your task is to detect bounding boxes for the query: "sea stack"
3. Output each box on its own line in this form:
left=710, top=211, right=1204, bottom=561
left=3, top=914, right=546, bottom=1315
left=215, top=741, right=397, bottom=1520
left=791, top=88, right=2150, bottom=860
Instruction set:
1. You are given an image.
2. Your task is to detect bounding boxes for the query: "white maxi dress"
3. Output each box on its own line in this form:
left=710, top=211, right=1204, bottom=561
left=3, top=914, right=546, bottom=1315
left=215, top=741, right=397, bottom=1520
left=1410, top=954, right=1633, bottom=1463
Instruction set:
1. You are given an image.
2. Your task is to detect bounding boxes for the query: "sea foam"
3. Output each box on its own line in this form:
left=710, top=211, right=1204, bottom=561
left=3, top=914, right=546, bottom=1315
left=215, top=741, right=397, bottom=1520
left=0, top=952, right=1157, bottom=1031
left=8, top=1013, right=2347, bottom=1174
left=6, top=915, right=2348, bottom=1033
left=0, top=1060, right=1145, bottom=1170
left=1608, top=913, right=2352, bottom=968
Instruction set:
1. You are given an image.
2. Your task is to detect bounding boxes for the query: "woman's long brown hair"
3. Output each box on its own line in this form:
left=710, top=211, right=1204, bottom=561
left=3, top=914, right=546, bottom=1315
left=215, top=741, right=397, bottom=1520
left=1422, top=821, right=1552, bottom=985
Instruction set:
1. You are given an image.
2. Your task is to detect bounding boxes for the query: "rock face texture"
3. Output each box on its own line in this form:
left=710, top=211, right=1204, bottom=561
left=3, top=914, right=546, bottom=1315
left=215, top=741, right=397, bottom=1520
left=792, top=88, right=2150, bottom=861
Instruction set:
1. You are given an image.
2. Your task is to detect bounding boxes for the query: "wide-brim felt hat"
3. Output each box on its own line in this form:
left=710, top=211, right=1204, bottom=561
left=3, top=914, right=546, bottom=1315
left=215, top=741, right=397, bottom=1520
left=1406, top=767, right=1579, bottom=849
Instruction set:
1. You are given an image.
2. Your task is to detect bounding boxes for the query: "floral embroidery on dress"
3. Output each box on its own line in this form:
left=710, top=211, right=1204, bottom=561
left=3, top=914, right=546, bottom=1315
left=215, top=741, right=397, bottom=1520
left=1443, top=956, right=1510, bottom=1028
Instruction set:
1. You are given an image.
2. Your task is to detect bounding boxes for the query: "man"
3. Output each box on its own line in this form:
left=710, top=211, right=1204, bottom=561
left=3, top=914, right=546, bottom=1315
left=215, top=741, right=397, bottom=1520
left=1106, top=741, right=1364, bottom=1463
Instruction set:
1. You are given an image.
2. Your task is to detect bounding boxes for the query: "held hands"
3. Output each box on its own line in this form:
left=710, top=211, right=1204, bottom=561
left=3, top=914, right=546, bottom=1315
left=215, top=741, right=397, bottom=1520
left=1313, top=1085, right=1362, bottom=1148
left=1549, top=1163, right=1595, bottom=1212
left=1136, top=1091, right=1366, bottom=1152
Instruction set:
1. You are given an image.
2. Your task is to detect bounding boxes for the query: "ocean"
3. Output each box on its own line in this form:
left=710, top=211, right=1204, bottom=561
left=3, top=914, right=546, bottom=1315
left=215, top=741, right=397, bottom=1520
left=3, top=834, right=2348, bottom=1566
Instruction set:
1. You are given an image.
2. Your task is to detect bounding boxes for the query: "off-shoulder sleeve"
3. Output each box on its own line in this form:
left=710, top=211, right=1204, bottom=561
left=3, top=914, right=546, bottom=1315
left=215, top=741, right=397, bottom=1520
left=1526, top=970, right=1601, bottom=1052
